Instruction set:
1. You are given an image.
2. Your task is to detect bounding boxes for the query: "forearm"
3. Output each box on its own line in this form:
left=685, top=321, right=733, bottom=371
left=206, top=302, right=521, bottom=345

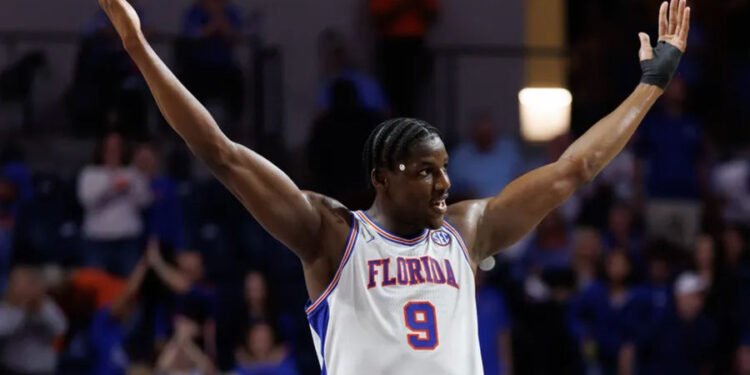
left=112, top=260, right=147, bottom=315
left=181, top=339, right=216, bottom=374
left=123, top=36, right=234, bottom=168
left=152, top=259, right=191, bottom=294
left=561, top=83, right=662, bottom=183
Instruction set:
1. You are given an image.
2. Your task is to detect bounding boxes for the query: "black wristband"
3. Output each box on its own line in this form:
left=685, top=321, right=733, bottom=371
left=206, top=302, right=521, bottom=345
left=640, top=41, right=683, bottom=89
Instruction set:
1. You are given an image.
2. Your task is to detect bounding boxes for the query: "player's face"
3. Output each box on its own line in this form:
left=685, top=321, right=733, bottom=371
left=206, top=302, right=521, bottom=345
left=386, top=136, right=451, bottom=230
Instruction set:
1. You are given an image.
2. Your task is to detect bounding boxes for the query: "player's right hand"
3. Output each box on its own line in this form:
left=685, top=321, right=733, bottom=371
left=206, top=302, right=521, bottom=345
left=98, top=0, right=143, bottom=46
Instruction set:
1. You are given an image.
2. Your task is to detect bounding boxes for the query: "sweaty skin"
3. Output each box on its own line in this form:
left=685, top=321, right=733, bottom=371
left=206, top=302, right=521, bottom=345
left=97, top=0, right=689, bottom=301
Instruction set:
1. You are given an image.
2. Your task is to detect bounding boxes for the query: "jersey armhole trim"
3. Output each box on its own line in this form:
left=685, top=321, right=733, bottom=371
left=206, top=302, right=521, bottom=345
left=305, top=213, right=359, bottom=315
left=442, top=219, right=472, bottom=267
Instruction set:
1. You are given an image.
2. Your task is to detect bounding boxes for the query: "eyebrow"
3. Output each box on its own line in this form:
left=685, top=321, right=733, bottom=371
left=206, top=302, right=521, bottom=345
left=417, top=159, right=449, bottom=167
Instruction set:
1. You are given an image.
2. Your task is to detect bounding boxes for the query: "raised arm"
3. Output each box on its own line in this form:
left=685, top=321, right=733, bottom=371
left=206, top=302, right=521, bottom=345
left=449, top=0, right=691, bottom=261
left=97, top=0, right=349, bottom=260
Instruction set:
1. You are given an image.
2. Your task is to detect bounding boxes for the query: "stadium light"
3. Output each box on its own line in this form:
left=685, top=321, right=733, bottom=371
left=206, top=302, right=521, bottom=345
left=518, top=87, right=572, bottom=142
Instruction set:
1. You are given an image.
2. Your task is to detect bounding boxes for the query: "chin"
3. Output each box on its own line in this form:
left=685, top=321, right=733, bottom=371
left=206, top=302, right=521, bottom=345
left=427, top=216, right=444, bottom=230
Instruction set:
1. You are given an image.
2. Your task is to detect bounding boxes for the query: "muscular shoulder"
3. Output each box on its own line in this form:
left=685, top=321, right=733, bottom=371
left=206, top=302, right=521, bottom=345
left=445, top=199, right=487, bottom=262
left=302, top=191, right=352, bottom=227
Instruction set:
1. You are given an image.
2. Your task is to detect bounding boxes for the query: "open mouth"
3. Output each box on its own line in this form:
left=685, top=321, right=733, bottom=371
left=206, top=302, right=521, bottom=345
left=430, top=195, right=448, bottom=214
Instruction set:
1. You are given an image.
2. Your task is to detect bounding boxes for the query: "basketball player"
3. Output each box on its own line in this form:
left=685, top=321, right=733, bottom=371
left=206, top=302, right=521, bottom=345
left=97, top=0, right=690, bottom=373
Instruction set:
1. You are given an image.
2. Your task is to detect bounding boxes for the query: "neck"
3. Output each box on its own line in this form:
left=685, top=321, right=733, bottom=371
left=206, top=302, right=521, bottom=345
left=366, top=199, right=425, bottom=238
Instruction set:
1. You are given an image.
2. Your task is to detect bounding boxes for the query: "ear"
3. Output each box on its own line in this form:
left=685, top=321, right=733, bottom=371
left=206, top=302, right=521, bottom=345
left=371, top=168, right=387, bottom=189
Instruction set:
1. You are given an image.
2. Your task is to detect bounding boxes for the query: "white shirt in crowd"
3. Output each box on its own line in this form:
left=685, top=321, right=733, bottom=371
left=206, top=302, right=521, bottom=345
left=0, top=299, right=68, bottom=374
left=78, top=166, right=152, bottom=240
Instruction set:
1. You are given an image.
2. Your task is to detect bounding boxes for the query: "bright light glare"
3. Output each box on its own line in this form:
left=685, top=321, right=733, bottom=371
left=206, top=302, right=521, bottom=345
left=518, top=87, right=572, bottom=142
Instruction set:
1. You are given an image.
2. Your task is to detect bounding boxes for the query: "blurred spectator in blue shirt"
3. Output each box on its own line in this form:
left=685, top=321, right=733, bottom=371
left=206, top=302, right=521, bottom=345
left=643, top=242, right=675, bottom=319
left=570, top=250, right=650, bottom=375
left=316, top=29, right=388, bottom=115
left=232, top=322, right=299, bottom=375
left=603, top=203, right=646, bottom=277
left=134, top=143, right=185, bottom=250
left=571, top=227, right=603, bottom=292
left=449, top=112, right=522, bottom=200
left=636, top=76, right=705, bottom=248
left=693, top=232, right=746, bottom=374
left=640, top=272, right=718, bottom=375
left=147, top=241, right=217, bottom=359
left=89, top=258, right=149, bottom=375
left=475, top=272, right=512, bottom=375
left=520, top=211, right=572, bottom=281
left=180, top=0, right=244, bottom=123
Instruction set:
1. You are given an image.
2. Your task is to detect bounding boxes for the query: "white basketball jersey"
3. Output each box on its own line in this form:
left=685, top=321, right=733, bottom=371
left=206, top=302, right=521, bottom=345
left=305, top=210, right=483, bottom=375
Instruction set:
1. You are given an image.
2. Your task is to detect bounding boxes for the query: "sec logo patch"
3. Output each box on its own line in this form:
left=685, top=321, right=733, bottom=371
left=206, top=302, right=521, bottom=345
left=431, top=230, right=452, bottom=246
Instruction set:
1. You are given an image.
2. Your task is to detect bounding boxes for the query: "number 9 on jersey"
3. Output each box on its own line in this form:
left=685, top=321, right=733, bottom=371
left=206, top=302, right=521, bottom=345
left=403, top=301, right=439, bottom=350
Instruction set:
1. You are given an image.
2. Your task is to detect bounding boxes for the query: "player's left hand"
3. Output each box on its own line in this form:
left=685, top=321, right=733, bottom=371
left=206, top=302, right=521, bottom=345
left=638, top=0, right=690, bottom=61
left=637, top=0, right=690, bottom=89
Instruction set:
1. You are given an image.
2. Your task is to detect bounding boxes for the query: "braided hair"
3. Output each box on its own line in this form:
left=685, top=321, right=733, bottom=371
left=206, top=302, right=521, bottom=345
left=362, top=118, right=442, bottom=186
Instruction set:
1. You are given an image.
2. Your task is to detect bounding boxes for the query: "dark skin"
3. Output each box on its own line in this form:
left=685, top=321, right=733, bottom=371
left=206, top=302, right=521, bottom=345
left=97, top=0, right=690, bottom=301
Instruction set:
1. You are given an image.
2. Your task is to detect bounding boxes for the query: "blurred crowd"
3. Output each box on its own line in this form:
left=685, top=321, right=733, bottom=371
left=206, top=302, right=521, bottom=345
left=1, top=0, right=750, bottom=375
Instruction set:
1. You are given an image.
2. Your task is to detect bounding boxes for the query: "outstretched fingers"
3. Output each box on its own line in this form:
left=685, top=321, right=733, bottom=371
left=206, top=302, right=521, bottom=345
left=678, top=6, right=691, bottom=46
left=668, top=0, right=679, bottom=34
left=658, top=1, right=669, bottom=38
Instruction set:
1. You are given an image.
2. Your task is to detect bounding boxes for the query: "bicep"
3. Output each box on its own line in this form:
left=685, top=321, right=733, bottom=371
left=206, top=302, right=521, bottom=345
left=474, top=159, right=583, bottom=257
left=212, top=144, right=328, bottom=259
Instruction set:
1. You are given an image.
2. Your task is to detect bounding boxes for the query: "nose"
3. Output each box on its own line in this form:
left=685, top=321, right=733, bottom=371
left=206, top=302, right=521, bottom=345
left=435, top=168, right=451, bottom=192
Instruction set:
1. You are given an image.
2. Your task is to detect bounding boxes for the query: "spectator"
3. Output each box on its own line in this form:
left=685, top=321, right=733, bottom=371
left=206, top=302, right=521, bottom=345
left=369, top=0, right=438, bottom=116
left=521, top=210, right=572, bottom=278
left=570, top=250, right=650, bottom=375
left=70, top=0, right=149, bottom=137
left=603, top=203, right=645, bottom=276
left=571, top=227, right=603, bottom=291
left=475, top=272, right=512, bottom=375
left=644, top=244, right=674, bottom=319
left=640, top=272, right=718, bottom=375
left=693, top=232, right=745, bottom=374
left=146, top=240, right=217, bottom=359
left=180, top=0, right=244, bottom=124
left=712, top=156, right=750, bottom=225
left=308, top=78, right=383, bottom=209
left=636, top=76, right=705, bottom=248
left=721, top=225, right=747, bottom=271
left=515, top=268, right=582, bottom=375
left=316, top=29, right=388, bottom=115
left=232, top=323, right=298, bottom=375
left=243, top=271, right=274, bottom=325
left=88, top=258, right=149, bottom=375
left=0, top=266, right=68, bottom=375
left=78, top=133, right=151, bottom=276
left=155, top=315, right=216, bottom=375
left=134, top=143, right=186, bottom=250
left=448, top=112, right=523, bottom=200
left=0, top=144, right=32, bottom=286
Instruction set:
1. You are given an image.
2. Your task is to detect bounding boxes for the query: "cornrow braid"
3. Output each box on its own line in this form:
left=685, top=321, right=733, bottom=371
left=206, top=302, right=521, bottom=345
left=362, top=118, right=441, bottom=187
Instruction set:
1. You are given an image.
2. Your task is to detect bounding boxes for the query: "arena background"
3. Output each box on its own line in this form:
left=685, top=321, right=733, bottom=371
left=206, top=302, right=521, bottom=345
left=0, top=0, right=748, bottom=374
